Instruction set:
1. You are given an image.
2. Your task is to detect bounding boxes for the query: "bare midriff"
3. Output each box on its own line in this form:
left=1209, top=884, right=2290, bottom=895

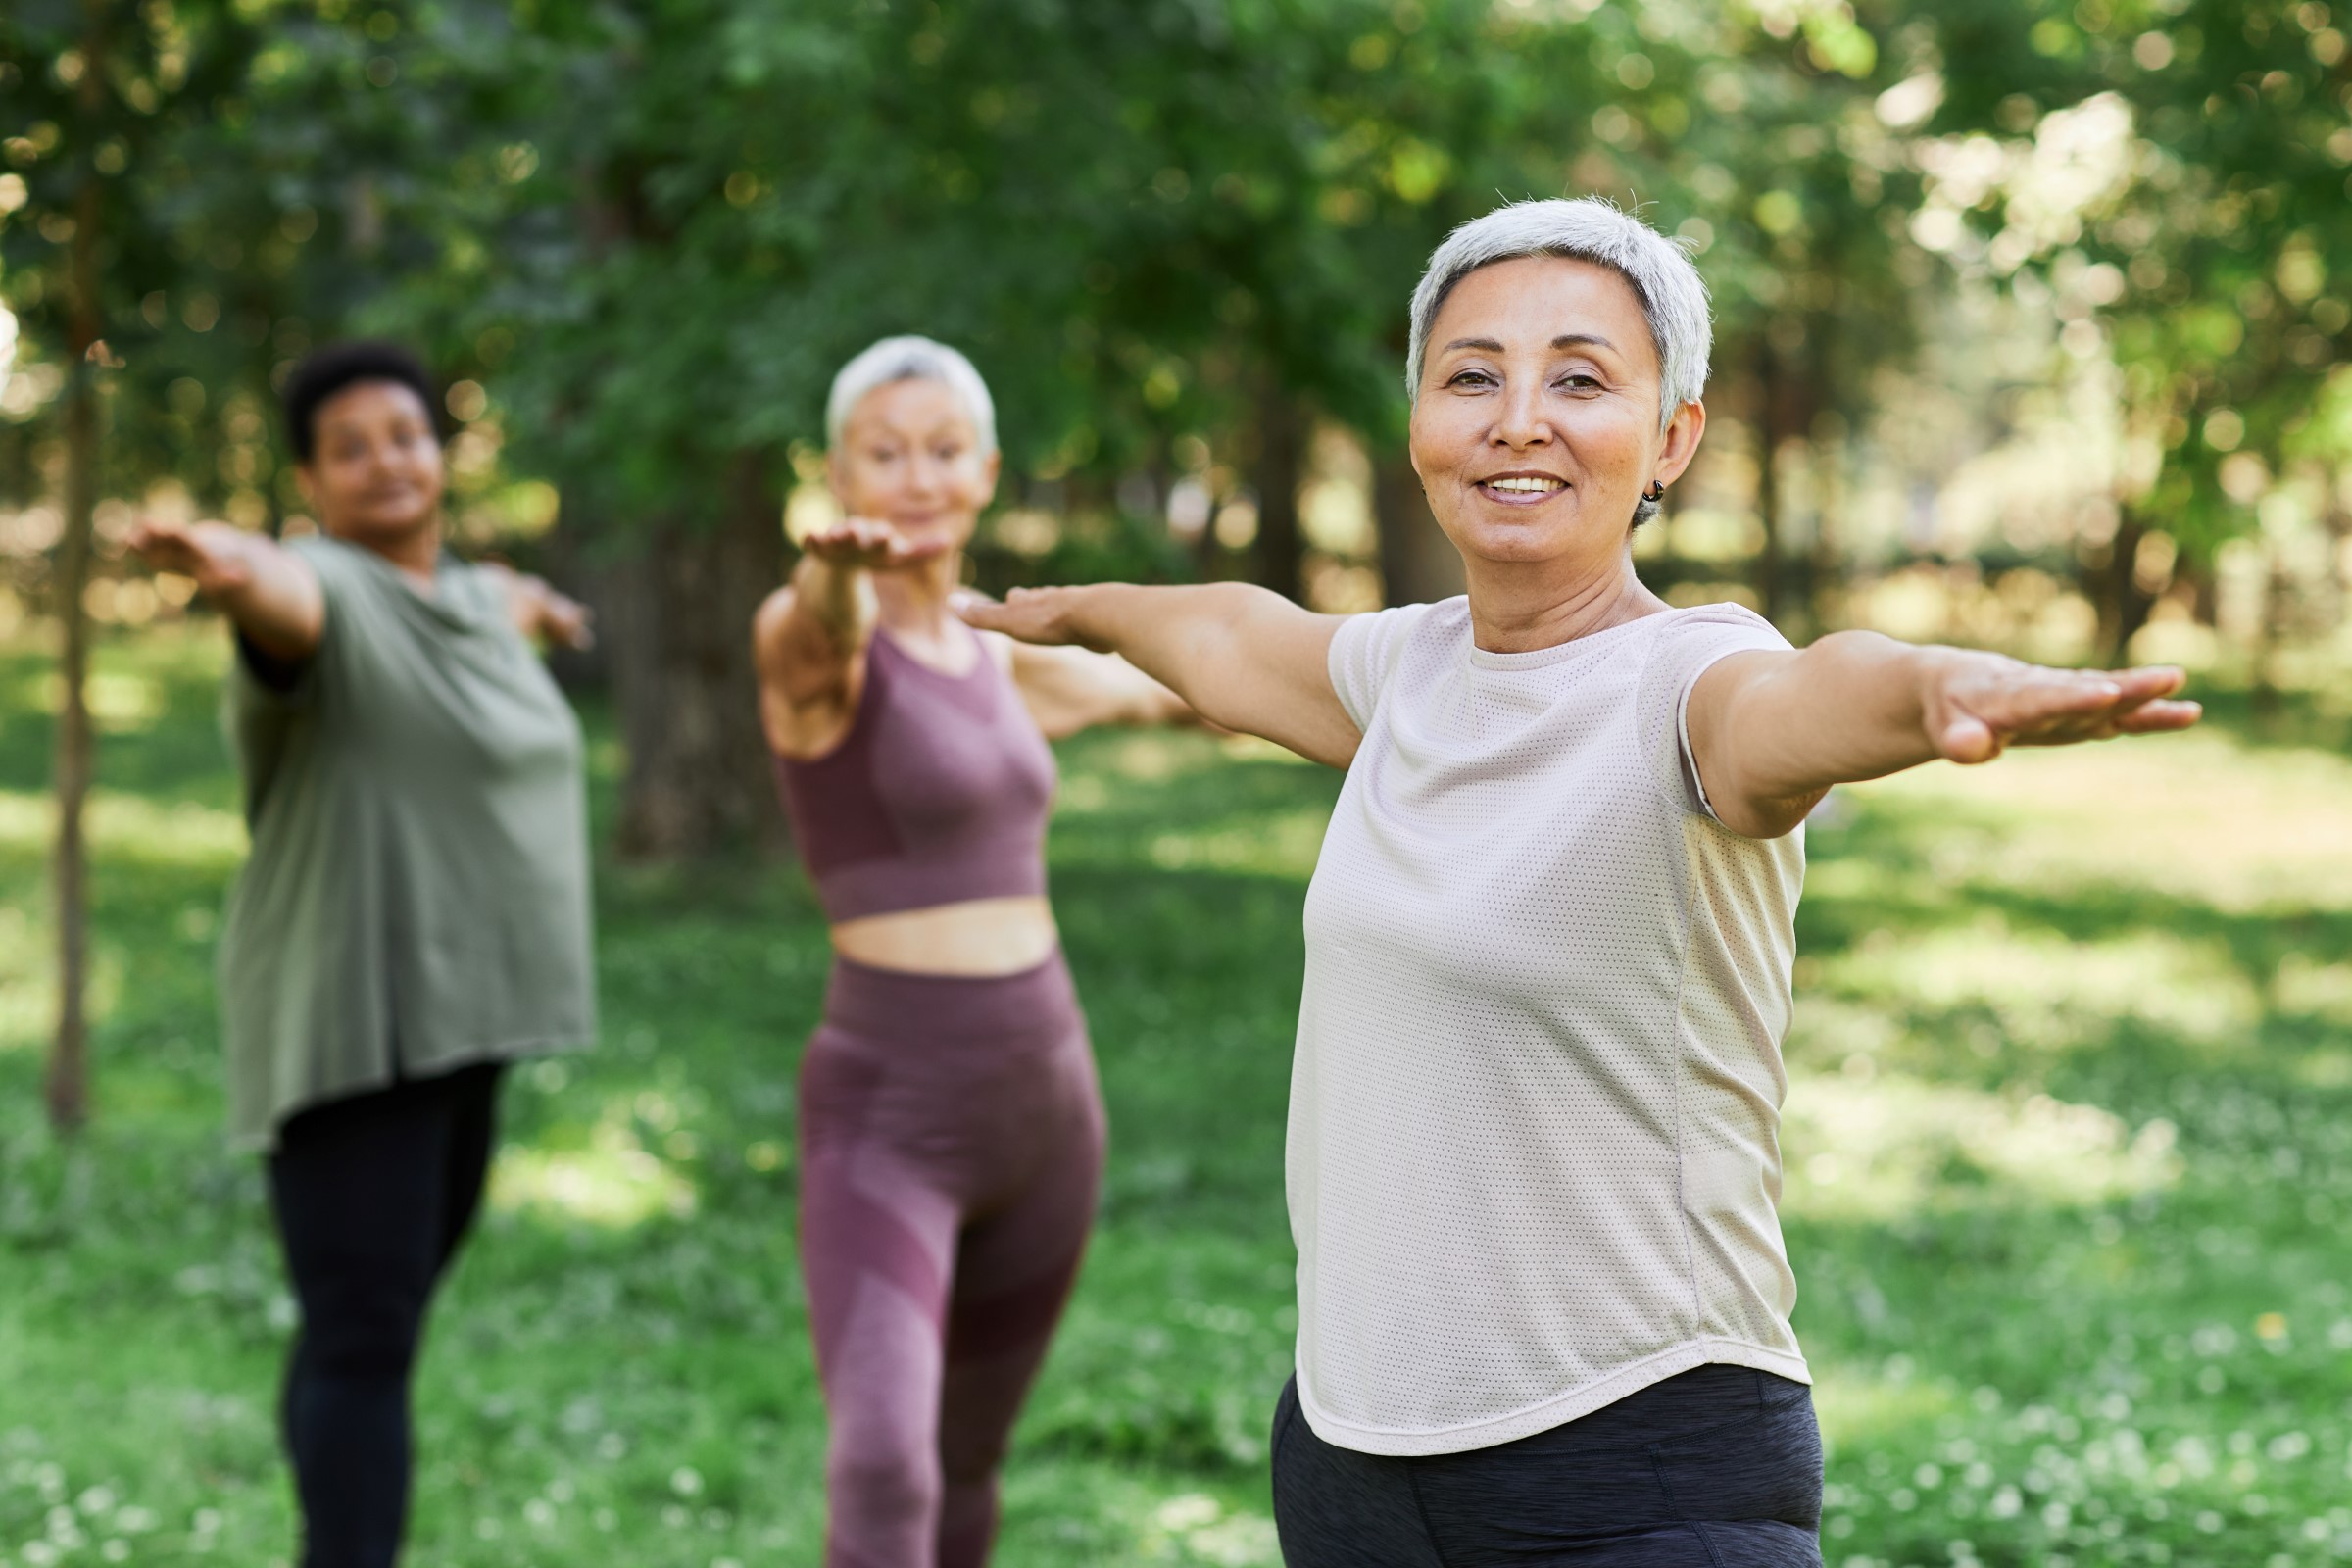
left=828, top=895, right=1060, bottom=977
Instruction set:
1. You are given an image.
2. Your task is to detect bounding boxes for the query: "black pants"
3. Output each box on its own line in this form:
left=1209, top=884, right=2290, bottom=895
left=266, top=1063, right=504, bottom=1568
left=1272, top=1364, right=1824, bottom=1567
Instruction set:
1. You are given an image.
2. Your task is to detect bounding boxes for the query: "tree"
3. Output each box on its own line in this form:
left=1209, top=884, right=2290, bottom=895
left=1928, top=0, right=2352, bottom=661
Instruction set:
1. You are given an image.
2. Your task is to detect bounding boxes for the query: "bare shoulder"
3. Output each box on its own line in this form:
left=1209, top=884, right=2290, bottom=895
left=978, top=626, right=1023, bottom=674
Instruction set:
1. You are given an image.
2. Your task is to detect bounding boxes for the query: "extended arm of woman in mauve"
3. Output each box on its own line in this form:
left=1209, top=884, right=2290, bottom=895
left=477, top=563, right=595, bottom=651
left=753, top=519, right=944, bottom=757
left=1688, top=633, right=2203, bottom=840
left=959, top=582, right=1361, bottom=765
left=126, top=519, right=324, bottom=661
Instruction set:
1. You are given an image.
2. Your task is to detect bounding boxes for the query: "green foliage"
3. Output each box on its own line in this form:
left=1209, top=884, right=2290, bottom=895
left=1927, top=0, right=2352, bottom=563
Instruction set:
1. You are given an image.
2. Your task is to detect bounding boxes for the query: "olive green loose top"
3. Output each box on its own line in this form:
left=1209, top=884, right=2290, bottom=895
left=219, top=533, right=595, bottom=1151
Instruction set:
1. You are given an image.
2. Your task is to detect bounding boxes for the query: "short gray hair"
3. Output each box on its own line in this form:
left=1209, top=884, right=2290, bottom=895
left=825, top=334, right=998, bottom=455
left=1406, top=198, right=1712, bottom=433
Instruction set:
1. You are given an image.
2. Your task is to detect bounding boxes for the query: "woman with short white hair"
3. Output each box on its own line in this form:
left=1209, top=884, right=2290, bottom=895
left=754, top=336, right=1196, bottom=1566
left=964, top=200, right=2197, bottom=1564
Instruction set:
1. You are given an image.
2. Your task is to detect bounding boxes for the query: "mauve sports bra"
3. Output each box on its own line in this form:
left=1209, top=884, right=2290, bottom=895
left=774, top=627, right=1057, bottom=923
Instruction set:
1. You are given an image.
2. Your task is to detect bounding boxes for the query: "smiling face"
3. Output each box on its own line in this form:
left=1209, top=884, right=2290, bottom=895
left=829, top=377, right=1001, bottom=554
left=298, top=379, right=446, bottom=549
left=1409, top=254, right=1703, bottom=572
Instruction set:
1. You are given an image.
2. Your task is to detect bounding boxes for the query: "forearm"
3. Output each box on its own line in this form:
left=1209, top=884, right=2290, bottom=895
left=198, top=528, right=322, bottom=660
left=1052, top=581, right=1268, bottom=718
left=1737, top=631, right=1948, bottom=796
left=789, top=552, right=878, bottom=656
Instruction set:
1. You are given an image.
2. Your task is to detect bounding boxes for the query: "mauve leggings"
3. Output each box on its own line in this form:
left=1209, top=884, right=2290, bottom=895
left=798, top=952, right=1105, bottom=1568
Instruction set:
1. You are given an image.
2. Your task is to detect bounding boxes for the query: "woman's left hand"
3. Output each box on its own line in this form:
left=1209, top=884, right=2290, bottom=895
left=1927, top=653, right=2200, bottom=763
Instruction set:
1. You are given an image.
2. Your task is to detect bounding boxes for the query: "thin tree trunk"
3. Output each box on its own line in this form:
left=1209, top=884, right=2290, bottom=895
left=2093, top=507, right=2159, bottom=666
left=1251, top=386, right=1305, bottom=604
left=49, top=0, right=106, bottom=1134
left=1371, top=451, right=1463, bottom=607
left=608, top=450, right=789, bottom=858
left=1750, top=340, right=1792, bottom=626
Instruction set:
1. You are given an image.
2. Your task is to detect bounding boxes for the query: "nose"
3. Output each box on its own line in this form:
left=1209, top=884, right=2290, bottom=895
left=1491, top=376, right=1553, bottom=451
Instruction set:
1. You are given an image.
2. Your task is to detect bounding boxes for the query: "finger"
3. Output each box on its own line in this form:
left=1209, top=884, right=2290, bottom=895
left=956, top=598, right=1013, bottom=631
left=1936, top=713, right=2001, bottom=764
left=2114, top=699, right=2200, bottom=733
left=2098, top=664, right=2186, bottom=702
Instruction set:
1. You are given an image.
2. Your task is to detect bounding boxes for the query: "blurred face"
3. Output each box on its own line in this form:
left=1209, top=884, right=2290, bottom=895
left=829, top=378, right=1000, bottom=553
left=1409, top=255, right=1702, bottom=570
left=297, top=380, right=446, bottom=546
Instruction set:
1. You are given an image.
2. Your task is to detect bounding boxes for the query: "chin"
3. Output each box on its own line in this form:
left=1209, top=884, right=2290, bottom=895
left=336, top=510, right=439, bottom=544
left=1445, top=514, right=1582, bottom=564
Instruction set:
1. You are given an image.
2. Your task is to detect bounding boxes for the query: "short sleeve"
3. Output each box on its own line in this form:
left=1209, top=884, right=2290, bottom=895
left=1639, top=604, right=1792, bottom=820
left=1326, top=603, right=1436, bottom=733
left=223, top=534, right=354, bottom=712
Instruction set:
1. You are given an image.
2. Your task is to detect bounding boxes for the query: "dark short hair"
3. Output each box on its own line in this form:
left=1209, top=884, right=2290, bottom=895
left=282, top=341, right=439, bottom=463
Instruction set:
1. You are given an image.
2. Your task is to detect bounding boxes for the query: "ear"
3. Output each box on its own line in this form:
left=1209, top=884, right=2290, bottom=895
left=978, top=446, right=1002, bottom=509
left=294, top=464, right=318, bottom=510
left=1653, top=399, right=1706, bottom=488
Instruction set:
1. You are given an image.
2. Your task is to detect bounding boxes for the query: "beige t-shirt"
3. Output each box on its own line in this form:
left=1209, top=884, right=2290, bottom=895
left=1292, top=597, right=1807, bottom=1456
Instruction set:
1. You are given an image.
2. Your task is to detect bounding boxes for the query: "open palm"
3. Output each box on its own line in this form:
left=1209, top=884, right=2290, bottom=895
left=1932, top=654, right=2200, bottom=763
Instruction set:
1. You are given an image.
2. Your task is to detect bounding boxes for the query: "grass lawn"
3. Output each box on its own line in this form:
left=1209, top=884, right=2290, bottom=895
left=0, top=620, right=2347, bottom=1567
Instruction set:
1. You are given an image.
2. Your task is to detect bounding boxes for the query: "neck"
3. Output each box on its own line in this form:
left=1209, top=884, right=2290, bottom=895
left=1461, top=548, right=1664, bottom=654
left=872, top=551, right=963, bottom=631
left=335, top=516, right=443, bottom=585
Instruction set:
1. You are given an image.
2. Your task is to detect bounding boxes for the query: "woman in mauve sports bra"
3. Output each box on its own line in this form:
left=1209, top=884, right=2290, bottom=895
left=755, top=336, right=1196, bottom=1568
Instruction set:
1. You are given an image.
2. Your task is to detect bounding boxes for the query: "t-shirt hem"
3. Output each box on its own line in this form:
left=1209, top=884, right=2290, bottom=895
left=1297, top=1337, right=1813, bottom=1457
left=228, top=1031, right=594, bottom=1154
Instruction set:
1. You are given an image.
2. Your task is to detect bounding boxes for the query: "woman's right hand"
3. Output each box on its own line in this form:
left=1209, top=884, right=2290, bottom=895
left=126, top=517, right=256, bottom=598
left=800, top=517, right=948, bottom=573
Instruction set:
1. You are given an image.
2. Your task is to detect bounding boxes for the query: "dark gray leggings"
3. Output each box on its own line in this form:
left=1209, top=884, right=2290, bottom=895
left=1271, top=1363, right=1824, bottom=1567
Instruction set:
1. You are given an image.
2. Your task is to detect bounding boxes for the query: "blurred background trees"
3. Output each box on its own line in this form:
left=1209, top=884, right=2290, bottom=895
left=5, top=0, right=2350, bottom=864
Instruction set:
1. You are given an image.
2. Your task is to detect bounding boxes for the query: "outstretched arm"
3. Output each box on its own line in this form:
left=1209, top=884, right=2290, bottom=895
left=998, top=638, right=1199, bottom=740
left=752, top=519, right=945, bottom=758
left=1689, top=630, right=2201, bottom=839
left=479, top=563, right=595, bottom=651
left=958, top=582, right=1360, bottom=766
left=126, top=519, right=324, bottom=662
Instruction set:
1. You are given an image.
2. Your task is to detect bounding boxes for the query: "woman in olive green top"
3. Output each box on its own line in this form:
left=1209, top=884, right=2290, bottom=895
left=128, top=342, right=595, bottom=1568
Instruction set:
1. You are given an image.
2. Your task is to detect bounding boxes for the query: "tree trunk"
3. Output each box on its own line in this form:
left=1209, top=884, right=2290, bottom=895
left=2092, top=507, right=2159, bottom=666
left=1371, top=451, right=1463, bottom=607
left=606, top=450, right=790, bottom=858
left=1250, top=386, right=1305, bottom=604
left=49, top=5, right=106, bottom=1134
left=1751, top=343, right=1787, bottom=625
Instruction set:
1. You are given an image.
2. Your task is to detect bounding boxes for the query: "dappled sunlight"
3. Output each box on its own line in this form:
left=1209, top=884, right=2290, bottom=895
left=490, top=1091, right=700, bottom=1230
left=1844, top=731, right=2352, bottom=912
left=1141, top=1493, right=1281, bottom=1566
left=1146, top=809, right=1331, bottom=880
left=1783, top=1071, right=2180, bottom=1221
left=0, top=905, right=123, bottom=1054
left=1816, top=917, right=2260, bottom=1054
left=0, top=789, right=245, bottom=869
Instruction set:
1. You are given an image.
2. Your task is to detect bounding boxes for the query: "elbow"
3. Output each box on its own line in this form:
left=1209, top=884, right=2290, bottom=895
left=1714, top=787, right=1826, bottom=841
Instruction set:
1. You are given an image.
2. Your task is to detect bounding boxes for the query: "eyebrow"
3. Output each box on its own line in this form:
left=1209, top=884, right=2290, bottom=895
left=1440, top=333, right=1618, bottom=354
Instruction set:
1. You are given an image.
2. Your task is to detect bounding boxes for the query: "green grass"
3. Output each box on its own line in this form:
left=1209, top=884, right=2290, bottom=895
left=0, top=622, right=2348, bottom=1568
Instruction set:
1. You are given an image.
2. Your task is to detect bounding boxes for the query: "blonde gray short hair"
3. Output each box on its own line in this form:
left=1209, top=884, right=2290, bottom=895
left=1406, top=198, right=1712, bottom=434
left=825, top=335, right=998, bottom=455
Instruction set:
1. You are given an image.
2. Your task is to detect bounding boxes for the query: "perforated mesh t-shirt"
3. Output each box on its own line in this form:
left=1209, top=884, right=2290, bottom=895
left=1292, top=596, right=1808, bottom=1456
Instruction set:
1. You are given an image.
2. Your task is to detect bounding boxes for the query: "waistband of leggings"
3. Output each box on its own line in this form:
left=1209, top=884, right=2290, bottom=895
left=821, top=947, right=1080, bottom=1044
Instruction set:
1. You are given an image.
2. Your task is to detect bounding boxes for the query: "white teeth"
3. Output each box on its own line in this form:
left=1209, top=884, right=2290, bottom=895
left=1486, top=477, right=1562, bottom=493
